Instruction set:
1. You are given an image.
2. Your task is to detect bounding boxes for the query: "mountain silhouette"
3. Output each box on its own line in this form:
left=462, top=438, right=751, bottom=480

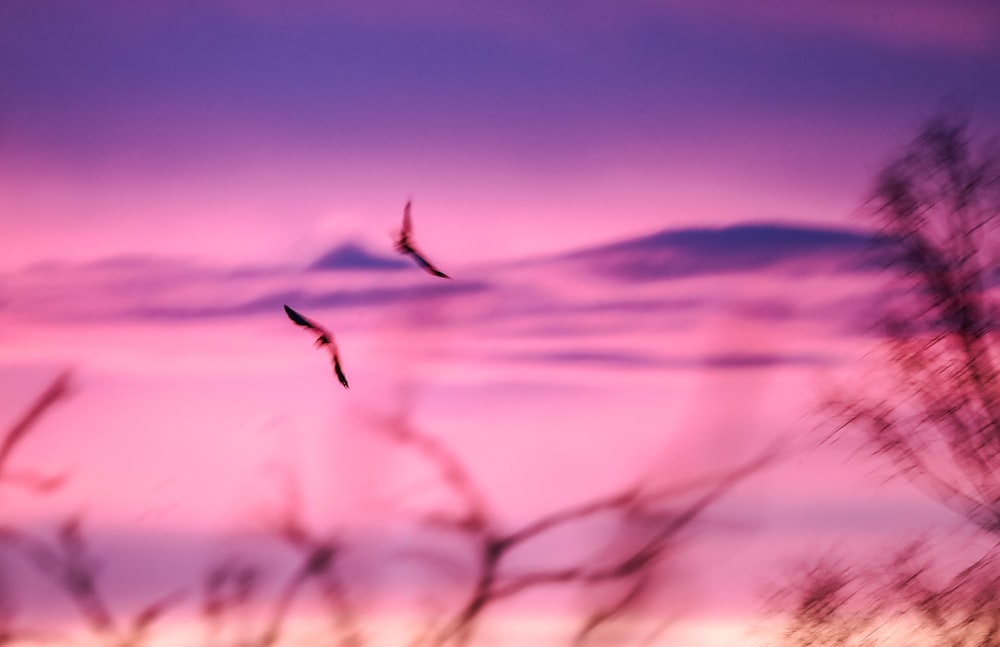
left=309, top=242, right=409, bottom=272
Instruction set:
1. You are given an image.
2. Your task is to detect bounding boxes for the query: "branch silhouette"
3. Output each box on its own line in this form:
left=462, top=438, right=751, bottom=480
left=823, top=114, right=1000, bottom=531
left=777, top=113, right=1000, bottom=646
left=365, top=408, right=782, bottom=646
left=0, top=516, right=185, bottom=647
left=0, top=370, right=73, bottom=494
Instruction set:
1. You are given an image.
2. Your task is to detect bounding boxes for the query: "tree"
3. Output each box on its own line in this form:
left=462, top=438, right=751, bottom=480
left=833, top=114, right=1000, bottom=531
left=0, top=372, right=778, bottom=646
left=776, top=114, right=1000, bottom=645
left=200, top=407, right=779, bottom=647
left=776, top=543, right=1000, bottom=647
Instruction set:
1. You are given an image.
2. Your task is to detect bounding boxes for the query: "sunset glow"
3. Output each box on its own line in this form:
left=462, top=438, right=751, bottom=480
left=2, top=1, right=1000, bottom=645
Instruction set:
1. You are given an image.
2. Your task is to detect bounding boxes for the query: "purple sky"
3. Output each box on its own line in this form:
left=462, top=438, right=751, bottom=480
left=3, top=0, right=999, bottom=269
left=2, top=2, right=1000, bottom=645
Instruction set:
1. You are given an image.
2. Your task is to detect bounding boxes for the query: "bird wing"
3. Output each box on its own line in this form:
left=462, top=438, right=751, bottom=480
left=333, top=355, right=350, bottom=389
left=284, top=304, right=316, bottom=329
left=409, top=249, right=450, bottom=278
left=284, top=304, right=332, bottom=339
left=402, top=200, right=413, bottom=236
left=285, top=305, right=348, bottom=387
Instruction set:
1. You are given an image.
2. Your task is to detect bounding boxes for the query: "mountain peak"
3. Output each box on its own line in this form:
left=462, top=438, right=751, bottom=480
left=308, top=242, right=408, bottom=272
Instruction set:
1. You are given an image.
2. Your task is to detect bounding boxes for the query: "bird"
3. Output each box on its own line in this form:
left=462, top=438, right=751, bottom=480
left=283, top=304, right=349, bottom=388
left=394, top=200, right=450, bottom=278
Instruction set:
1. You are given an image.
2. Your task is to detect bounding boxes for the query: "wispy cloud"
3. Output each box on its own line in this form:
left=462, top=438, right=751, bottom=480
left=493, top=349, right=838, bottom=371
left=129, top=281, right=492, bottom=321
left=0, top=222, right=884, bottom=335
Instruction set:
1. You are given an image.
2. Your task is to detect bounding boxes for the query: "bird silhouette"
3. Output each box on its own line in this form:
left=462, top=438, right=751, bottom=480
left=394, top=200, right=450, bottom=278
left=283, top=305, right=349, bottom=388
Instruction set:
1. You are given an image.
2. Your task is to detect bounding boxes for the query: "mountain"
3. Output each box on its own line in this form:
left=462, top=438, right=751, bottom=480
left=308, top=242, right=409, bottom=271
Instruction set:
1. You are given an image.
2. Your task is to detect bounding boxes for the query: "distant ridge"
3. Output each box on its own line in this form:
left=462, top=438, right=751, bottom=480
left=309, top=242, right=409, bottom=271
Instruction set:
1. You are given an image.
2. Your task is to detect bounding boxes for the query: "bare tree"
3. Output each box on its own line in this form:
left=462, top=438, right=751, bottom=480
left=0, top=365, right=777, bottom=646
left=323, top=407, right=779, bottom=646
left=0, top=373, right=189, bottom=647
left=775, top=115, right=1000, bottom=645
left=198, top=407, right=780, bottom=647
left=0, top=372, right=75, bottom=644
left=0, top=371, right=73, bottom=495
left=775, top=542, right=1000, bottom=647
left=0, top=517, right=185, bottom=647
left=829, top=114, right=1000, bottom=530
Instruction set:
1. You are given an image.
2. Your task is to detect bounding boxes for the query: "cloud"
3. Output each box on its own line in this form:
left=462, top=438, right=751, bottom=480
left=0, top=250, right=490, bottom=325
left=0, top=220, right=886, bottom=356
left=129, top=280, right=492, bottom=321
left=560, top=222, right=883, bottom=282
left=496, top=349, right=838, bottom=371
left=694, top=352, right=837, bottom=369
left=500, top=350, right=662, bottom=369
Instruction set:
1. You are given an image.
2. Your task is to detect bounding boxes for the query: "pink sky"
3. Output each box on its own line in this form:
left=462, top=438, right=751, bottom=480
left=0, top=229, right=971, bottom=644
left=2, top=1, right=1000, bottom=644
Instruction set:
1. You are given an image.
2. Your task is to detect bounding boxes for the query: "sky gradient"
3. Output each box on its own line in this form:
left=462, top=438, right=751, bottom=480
left=3, top=1, right=1000, bottom=645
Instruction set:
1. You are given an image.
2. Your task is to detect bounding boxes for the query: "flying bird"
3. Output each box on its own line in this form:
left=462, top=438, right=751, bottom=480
left=394, top=200, right=450, bottom=278
left=283, top=304, right=349, bottom=388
